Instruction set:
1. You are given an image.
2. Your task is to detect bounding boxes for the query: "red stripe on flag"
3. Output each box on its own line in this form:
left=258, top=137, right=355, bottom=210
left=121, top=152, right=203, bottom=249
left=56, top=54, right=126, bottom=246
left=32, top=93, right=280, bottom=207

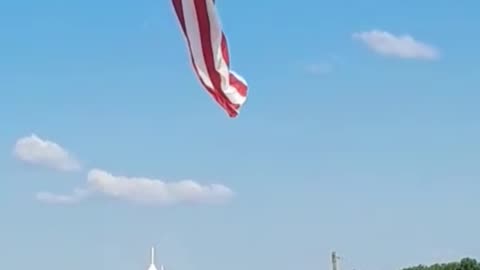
left=171, top=0, right=248, bottom=117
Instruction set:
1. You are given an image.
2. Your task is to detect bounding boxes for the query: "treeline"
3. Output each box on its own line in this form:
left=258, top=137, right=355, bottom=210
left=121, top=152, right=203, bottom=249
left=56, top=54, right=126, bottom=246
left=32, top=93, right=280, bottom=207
left=402, top=258, right=480, bottom=270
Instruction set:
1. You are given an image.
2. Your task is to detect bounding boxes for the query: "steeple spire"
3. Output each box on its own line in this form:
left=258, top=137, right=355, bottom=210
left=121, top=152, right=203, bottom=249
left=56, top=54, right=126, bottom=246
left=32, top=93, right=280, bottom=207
left=147, top=246, right=158, bottom=270
left=151, top=246, right=155, bottom=265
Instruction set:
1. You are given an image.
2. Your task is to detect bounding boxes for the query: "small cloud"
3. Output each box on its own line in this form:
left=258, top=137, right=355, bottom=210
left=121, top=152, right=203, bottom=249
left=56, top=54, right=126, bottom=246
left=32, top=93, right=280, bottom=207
left=353, top=30, right=439, bottom=60
left=86, top=169, right=234, bottom=206
left=36, top=188, right=90, bottom=204
left=306, top=62, right=333, bottom=75
left=19, top=134, right=235, bottom=207
left=13, top=134, right=81, bottom=172
left=37, top=169, right=235, bottom=206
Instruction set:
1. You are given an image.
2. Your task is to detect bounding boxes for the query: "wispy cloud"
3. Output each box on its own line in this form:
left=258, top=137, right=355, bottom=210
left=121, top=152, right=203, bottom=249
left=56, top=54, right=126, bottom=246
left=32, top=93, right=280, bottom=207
left=13, top=134, right=81, bottom=172
left=35, top=169, right=234, bottom=206
left=306, top=62, right=333, bottom=75
left=14, top=134, right=235, bottom=206
left=86, top=169, right=234, bottom=205
left=36, top=188, right=90, bottom=204
left=353, top=30, right=439, bottom=60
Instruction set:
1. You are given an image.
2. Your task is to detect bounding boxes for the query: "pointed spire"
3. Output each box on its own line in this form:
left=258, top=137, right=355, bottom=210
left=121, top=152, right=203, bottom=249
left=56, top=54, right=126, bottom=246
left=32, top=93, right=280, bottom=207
left=151, top=246, right=155, bottom=265
left=147, top=246, right=158, bottom=270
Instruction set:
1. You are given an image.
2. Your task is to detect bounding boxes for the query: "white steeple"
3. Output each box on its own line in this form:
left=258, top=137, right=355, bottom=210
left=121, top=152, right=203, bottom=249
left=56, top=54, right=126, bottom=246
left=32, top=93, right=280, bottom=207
left=148, top=247, right=158, bottom=270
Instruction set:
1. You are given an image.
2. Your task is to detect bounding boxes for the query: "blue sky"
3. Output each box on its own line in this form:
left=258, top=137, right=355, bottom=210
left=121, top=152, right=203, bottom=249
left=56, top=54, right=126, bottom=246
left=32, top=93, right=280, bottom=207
left=1, top=0, right=479, bottom=270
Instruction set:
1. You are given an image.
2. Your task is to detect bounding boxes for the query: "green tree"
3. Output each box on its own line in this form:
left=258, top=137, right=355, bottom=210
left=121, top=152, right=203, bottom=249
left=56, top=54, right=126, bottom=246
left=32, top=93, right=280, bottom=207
left=401, top=258, right=480, bottom=270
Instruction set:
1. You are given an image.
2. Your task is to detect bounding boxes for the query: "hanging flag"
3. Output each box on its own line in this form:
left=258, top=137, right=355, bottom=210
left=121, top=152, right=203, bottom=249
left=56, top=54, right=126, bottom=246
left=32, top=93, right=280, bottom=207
left=171, top=0, right=248, bottom=117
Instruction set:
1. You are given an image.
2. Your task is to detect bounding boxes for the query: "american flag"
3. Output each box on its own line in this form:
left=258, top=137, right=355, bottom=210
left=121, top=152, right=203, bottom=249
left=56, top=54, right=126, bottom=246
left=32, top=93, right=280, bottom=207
left=172, top=0, right=248, bottom=117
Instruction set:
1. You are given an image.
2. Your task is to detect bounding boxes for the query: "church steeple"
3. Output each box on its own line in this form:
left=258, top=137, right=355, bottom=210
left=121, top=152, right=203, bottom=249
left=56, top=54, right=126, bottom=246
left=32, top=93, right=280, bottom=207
left=147, top=246, right=158, bottom=270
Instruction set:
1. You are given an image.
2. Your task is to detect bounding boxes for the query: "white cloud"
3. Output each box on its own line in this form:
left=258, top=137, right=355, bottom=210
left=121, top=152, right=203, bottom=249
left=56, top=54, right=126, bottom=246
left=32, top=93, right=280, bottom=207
left=86, top=169, right=234, bottom=205
left=306, top=63, right=333, bottom=75
left=13, top=134, right=81, bottom=172
left=36, top=169, right=234, bottom=206
left=36, top=188, right=90, bottom=204
left=16, top=134, right=234, bottom=206
left=353, top=30, right=439, bottom=60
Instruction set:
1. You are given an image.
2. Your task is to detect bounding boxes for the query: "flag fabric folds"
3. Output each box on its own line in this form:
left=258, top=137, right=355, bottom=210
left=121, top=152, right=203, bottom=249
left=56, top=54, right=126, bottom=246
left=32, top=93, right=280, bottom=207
left=171, top=0, right=248, bottom=117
